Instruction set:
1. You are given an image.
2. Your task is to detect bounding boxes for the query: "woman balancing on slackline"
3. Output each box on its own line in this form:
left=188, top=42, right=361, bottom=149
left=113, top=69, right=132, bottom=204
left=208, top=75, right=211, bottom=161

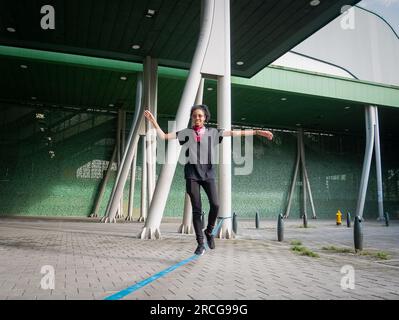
left=144, top=105, right=273, bottom=255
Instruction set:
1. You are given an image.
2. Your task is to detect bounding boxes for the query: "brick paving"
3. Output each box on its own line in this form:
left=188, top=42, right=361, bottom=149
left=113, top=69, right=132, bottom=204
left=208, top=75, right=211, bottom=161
left=0, top=216, right=398, bottom=300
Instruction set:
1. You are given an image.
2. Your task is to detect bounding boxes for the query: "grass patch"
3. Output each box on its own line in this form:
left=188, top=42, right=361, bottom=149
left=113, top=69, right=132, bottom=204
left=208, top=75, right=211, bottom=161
left=291, top=245, right=304, bottom=252
left=290, top=240, right=302, bottom=246
left=322, top=246, right=353, bottom=254
left=359, top=251, right=390, bottom=260
left=290, top=245, right=319, bottom=258
left=321, top=246, right=391, bottom=260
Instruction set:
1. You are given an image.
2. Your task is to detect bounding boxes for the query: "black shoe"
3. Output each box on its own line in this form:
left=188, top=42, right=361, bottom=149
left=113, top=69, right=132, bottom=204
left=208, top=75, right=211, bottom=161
left=194, top=244, right=206, bottom=256
left=204, top=230, right=215, bottom=249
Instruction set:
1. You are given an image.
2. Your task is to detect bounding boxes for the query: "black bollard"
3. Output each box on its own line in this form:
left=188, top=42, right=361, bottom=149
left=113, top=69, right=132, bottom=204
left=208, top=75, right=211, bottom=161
left=384, top=212, right=390, bottom=227
left=354, top=216, right=363, bottom=252
left=255, top=212, right=260, bottom=229
left=346, top=212, right=351, bottom=228
left=201, top=211, right=206, bottom=229
left=277, top=214, right=284, bottom=241
left=303, top=214, right=308, bottom=228
left=232, top=212, right=238, bottom=234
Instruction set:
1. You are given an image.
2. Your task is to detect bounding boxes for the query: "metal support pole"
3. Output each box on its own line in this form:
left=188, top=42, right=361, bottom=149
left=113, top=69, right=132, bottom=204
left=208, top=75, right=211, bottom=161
left=347, top=211, right=351, bottom=228
left=373, top=106, right=384, bottom=220
left=384, top=212, right=389, bottom=226
left=102, top=75, right=143, bottom=223
left=102, top=74, right=144, bottom=223
left=90, top=146, right=117, bottom=218
left=284, top=128, right=317, bottom=220
left=300, top=129, right=316, bottom=219
left=300, top=130, right=307, bottom=220
left=277, top=214, right=284, bottom=241
left=284, top=131, right=301, bottom=218
left=139, top=134, right=147, bottom=222
left=354, top=216, right=363, bottom=252
left=255, top=212, right=260, bottom=229
left=150, top=59, right=158, bottom=201
left=101, top=112, right=122, bottom=222
left=303, top=169, right=316, bottom=219
left=126, top=140, right=138, bottom=221
left=355, top=106, right=376, bottom=219
left=232, top=212, right=238, bottom=234
left=117, top=110, right=121, bottom=164
left=116, top=109, right=122, bottom=219
left=117, top=110, right=126, bottom=219
left=107, top=114, right=144, bottom=221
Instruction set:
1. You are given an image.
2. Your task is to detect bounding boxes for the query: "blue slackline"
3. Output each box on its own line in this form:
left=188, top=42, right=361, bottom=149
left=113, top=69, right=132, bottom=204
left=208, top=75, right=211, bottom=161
left=104, top=216, right=231, bottom=300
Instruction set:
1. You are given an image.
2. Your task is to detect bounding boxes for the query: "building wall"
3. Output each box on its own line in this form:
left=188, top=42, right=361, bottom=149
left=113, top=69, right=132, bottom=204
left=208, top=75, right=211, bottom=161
left=1, top=110, right=399, bottom=220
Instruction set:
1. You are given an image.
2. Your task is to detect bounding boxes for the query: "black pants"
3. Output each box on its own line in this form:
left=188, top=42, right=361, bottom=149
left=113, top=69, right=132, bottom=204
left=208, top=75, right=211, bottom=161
left=186, top=179, right=219, bottom=245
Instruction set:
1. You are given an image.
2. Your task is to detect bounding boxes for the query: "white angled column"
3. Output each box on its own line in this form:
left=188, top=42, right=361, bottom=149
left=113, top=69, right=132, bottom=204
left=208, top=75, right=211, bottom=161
left=144, top=57, right=158, bottom=208
left=102, top=74, right=144, bottom=223
left=216, top=59, right=232, bottom=238
left=116, top=109, right=123, bottom=220
left=90, top=146, right=117, bottom=218
left=138, top=133, right=148, bottom=222
left=126, top=140, right=138, bottom=221
left=139, top=0, right=217, bottom=239
left=355, top=106, right=376, bottom=219
left=116, top=110, right=126, bottom=219
left=373, top=106, right=384, bottom=220
left=284, top=132, right=301, bottom=219
left=178, top=78, right=205, bottom=234
left=214, top=0, right=232, bottom=238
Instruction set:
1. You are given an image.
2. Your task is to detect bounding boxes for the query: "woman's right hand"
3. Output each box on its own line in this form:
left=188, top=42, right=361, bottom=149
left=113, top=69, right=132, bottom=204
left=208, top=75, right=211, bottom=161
left=144, top=109, right=156, bottom=124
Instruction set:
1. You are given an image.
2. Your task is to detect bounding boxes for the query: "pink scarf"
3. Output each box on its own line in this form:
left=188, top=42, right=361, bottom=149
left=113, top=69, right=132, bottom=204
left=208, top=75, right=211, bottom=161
left=193, top=125, right=205, bottom=142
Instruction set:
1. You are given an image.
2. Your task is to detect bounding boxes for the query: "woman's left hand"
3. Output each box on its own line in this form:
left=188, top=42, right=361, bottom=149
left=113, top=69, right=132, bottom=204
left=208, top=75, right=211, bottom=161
left=257, top=130, right=273, bottom=140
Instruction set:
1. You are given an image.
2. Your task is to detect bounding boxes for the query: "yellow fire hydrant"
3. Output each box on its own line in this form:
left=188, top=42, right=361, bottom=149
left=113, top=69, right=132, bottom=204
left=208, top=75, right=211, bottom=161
left=336, top=210, right=342, bottom=225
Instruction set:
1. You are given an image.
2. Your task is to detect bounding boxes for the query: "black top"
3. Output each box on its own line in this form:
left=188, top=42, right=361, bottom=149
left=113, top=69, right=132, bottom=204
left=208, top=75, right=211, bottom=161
left=176, top=127, right=224, bottom=181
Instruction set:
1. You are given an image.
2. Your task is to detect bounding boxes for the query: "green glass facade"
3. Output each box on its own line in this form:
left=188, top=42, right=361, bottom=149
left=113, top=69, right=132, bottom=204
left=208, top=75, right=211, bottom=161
left=1, top=110, right=398, bottom=220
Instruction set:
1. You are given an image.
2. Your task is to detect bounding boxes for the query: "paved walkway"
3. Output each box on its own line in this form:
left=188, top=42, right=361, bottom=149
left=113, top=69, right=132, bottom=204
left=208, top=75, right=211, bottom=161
left=0, top=216, right=398, bottom=300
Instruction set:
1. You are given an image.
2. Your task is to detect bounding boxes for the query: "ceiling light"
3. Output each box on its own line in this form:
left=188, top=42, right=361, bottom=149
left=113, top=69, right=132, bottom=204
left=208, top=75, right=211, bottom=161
left=120, top=76, right=127, bottom=81
left=310, top=0, right=320, bottom=6
left=236, top=61, right=244, bottom=66
left=344, top=106, right=351, bottom=110
left=145, top=9, right=156, bottom=18
left=132, top=44, right=140, bottom=50
left=6, top=27, right=16, bottom=32
left=108, top=104, right=114, bottom=107
left=207, top=87, right=213, bottom=91
left=241, top=117, right=246, bottom=121
left=281, top=97, right=287, bottom=101
left=20, top=64, right=28, bottom=69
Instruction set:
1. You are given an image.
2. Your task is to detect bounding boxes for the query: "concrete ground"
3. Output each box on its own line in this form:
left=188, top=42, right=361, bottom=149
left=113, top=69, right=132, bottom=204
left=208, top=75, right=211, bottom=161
left=0, top=216, right=398, bottom=300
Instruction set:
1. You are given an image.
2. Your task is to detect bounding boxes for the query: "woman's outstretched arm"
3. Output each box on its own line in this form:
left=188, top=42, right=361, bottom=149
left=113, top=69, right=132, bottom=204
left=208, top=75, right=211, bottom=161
left=144, top=110, right=176, bottom=140
left=223, top=129, right=273, bottom=140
